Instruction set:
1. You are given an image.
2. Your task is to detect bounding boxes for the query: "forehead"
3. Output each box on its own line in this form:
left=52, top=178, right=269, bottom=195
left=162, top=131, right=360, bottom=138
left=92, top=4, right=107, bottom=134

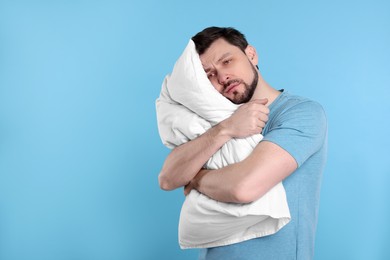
left=199, top=38, right=243, bottom=66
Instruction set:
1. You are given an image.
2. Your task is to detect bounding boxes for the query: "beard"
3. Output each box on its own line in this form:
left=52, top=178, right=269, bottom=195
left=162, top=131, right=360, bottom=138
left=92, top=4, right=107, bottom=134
left=227, top=63, right=259, bottom=104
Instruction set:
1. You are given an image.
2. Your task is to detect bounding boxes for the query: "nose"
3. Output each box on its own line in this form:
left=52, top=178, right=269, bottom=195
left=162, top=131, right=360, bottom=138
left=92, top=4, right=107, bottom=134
left=217, top=71, right=229, bottom=86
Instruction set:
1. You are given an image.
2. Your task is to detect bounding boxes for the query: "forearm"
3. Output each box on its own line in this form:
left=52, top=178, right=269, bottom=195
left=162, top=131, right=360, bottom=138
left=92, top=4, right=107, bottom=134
left=195, top=141, right=297, bottom=203
left=194, top=164, right=245, bottom=203
left=159, top=123, right=232, bottom=190
left=159, top=98, right=270, bottom=191
left=195, top=164, right=269, bottom=203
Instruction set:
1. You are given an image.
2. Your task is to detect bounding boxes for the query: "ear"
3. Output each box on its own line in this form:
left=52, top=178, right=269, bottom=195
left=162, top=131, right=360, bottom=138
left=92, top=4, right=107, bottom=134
left=245, top=45, right=258, bottom=66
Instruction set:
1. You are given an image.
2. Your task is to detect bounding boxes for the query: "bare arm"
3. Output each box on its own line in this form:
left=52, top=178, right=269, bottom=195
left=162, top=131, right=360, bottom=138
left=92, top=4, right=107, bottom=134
left=184, top=141, right=297, bottom=203
left=184, top=100, right=327, bottom=203
left=158, top=123, right=230, bottom=190
left=158, top=99, right=269, bottom=190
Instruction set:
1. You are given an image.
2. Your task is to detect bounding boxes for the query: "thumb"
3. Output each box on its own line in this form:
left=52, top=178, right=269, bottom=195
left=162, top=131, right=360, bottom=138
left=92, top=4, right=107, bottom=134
left=253, top=98, right=268, bottom=105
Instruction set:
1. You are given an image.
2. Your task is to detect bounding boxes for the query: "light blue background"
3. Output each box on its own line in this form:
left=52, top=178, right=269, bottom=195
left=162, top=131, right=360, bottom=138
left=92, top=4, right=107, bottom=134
left=0, top=0, right=389, bottom=259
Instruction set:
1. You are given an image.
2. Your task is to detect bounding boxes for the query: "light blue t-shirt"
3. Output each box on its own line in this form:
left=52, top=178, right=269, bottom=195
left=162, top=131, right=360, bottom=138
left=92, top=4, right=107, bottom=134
left=199, top=90, right=328, bottom=260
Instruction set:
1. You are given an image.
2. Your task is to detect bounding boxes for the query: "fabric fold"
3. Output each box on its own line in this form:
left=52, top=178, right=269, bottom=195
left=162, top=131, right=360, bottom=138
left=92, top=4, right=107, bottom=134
left=156, top=40, right=291, bottom=249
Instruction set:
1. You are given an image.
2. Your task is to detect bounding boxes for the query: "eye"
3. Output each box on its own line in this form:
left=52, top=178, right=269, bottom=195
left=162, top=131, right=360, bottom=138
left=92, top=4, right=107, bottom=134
left=223, top=59, right=232, bottom=65
left=207, top=72, right=216, bottom=78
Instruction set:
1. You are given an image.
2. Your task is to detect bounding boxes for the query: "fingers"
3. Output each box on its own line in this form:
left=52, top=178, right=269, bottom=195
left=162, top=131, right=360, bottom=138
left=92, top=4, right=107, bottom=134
left=252, top=98, right=268, bottom=105
left=258, top=112, right=269, bottom=123
left=224, top=98, right=270, bottom=138
left=257, top=118, right=266, bottom=127
left=245, top=99, right=270, bottom=115
left=257, top=120, right=266, bottom=133
left=254, top=105, right=268, bottom=133
left=184, top=183, right=192, bottom=196
left=246, top=101, right=269, bottom=124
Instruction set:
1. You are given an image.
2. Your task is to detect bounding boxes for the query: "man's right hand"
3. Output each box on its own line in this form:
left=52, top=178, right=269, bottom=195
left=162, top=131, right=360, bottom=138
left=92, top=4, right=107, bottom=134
left=220, top=98, right=269, bottom=138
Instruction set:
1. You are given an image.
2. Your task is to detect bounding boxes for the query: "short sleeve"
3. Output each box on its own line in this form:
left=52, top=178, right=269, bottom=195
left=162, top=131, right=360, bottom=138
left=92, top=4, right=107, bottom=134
left=262, top=101, right=327, bottom=167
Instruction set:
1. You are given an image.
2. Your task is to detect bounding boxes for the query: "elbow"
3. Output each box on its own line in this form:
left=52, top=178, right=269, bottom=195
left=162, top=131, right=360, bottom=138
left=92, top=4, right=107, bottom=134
left=158, top=172, right=176, bottom=191
left=233, top=189, right=255, bottom=204
left=232, top=180, right=263, bottom=204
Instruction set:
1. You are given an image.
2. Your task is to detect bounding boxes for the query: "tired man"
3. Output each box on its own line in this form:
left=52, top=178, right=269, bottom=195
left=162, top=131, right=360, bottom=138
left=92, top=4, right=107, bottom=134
left=159, top=27, right=327, bottom=260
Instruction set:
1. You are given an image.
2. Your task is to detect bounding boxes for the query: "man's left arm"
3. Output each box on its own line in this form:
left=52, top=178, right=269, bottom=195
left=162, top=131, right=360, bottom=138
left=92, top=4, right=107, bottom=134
left=185, top=100, right=327, bottom=203
left=185, top=140, right=297, bottom=203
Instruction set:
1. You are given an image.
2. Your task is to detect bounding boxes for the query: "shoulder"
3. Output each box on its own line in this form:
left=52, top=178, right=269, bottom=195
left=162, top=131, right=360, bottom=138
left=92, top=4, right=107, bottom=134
left=264, top=91, right=328, bottom=166
left=275, top=92, right=325, bottom=113
left=269, top=92, right=327, bottom=128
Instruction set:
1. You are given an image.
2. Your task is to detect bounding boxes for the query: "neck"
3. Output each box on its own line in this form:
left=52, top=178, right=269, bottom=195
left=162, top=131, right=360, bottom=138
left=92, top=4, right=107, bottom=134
left=251, top=74, right=281, bottom=106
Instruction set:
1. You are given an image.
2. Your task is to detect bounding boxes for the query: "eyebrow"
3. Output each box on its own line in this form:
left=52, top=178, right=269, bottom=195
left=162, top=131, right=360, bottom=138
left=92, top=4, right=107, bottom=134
left=203, top=52, right=232, bottom=73
left=217, top=52, right=232, bottom=64
left=204, top=66, right=212, bottom=73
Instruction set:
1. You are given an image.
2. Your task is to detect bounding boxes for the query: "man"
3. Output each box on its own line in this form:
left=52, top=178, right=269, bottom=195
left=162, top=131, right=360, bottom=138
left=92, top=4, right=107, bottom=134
left=159, top=27, right=327, bottom=260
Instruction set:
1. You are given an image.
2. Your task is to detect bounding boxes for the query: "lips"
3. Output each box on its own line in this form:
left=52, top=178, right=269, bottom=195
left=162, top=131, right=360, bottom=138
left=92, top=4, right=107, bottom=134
left=224, top=81, right=241, bottom=94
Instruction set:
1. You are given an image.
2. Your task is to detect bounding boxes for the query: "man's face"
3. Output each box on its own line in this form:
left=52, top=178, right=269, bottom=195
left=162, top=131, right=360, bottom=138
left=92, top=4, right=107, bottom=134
left=200, top=38, right=259, bottom=104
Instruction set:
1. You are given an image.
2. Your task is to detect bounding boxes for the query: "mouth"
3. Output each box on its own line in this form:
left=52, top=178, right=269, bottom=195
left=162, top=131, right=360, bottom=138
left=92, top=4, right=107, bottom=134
left=224, top=81, right=241, bottom=94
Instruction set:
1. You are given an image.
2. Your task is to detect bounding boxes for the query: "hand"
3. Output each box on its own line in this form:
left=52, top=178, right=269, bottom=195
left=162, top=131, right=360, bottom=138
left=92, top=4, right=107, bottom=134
left=184, top=168, right=210, bottom=196
left=220, top=98, right=269, bottom=138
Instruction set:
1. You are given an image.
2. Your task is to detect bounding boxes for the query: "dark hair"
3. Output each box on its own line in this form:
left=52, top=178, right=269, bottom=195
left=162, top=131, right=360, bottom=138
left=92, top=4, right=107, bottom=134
left=192, top=27, right=249, bottom=55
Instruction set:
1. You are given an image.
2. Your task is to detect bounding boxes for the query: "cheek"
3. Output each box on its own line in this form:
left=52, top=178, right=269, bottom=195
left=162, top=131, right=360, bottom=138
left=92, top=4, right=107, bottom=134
left=209, top=79, right=222, bottom=92
left=242, top=64, right=255, bottom=81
